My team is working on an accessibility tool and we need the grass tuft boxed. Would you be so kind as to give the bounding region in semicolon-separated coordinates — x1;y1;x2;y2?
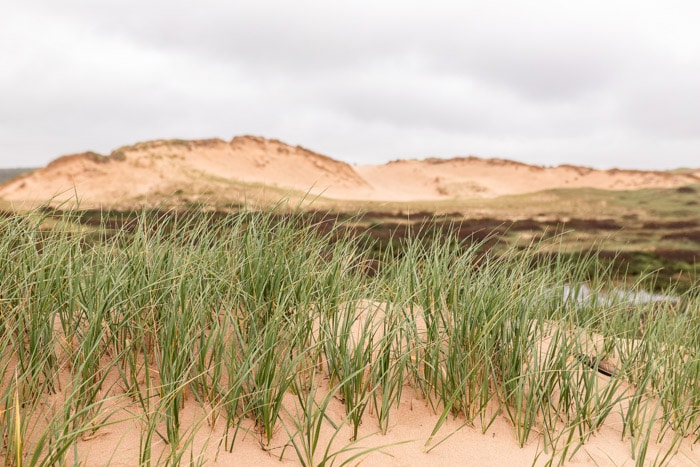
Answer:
0;207;697;465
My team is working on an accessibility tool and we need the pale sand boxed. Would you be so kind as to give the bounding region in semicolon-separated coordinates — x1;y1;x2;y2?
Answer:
59;305;699;466
0;136;697;206
71;380;699;466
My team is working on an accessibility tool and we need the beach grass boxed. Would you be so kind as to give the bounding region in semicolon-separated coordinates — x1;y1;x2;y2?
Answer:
0;207;698;465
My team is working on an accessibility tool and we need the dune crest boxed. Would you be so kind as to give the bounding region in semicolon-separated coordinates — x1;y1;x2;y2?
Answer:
1;136;698;206
355;156;700;201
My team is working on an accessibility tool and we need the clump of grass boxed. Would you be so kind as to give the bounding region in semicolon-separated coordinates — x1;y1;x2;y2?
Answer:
0;207;698;465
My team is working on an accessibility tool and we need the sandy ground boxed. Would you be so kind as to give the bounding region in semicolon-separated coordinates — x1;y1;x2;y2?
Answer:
1;136;698;207
37;305;699;466
71;381;699;466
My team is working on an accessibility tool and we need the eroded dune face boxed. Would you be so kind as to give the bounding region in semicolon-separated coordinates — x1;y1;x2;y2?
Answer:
1;135;698;207
0;136;372;207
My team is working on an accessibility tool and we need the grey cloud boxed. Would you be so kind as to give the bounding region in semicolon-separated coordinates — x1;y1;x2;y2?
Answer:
309;65;618;141
25;1;404;71
12;1;668;104
619;68;700;138
3;1;700;169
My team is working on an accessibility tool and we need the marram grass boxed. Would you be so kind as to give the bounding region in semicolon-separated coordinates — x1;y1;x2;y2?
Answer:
0;208;697;466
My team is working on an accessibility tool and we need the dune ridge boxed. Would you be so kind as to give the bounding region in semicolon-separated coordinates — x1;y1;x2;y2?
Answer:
1;135;698;206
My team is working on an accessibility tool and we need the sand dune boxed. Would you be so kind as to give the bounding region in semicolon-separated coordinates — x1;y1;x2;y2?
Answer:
356;157;700;201
0;136;370;207
1;136;698;207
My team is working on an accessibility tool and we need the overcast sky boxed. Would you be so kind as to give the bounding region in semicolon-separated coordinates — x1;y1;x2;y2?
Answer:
2;1;699;170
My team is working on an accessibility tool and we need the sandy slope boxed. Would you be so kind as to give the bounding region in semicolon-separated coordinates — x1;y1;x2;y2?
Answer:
356;158;700;201
0;136;698;206
0;136;371;207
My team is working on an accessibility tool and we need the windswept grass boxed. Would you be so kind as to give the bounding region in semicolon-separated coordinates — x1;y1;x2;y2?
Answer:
0;208;698;465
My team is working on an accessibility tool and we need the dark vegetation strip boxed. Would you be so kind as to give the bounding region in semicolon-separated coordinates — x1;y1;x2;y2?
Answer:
31;207;699;292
